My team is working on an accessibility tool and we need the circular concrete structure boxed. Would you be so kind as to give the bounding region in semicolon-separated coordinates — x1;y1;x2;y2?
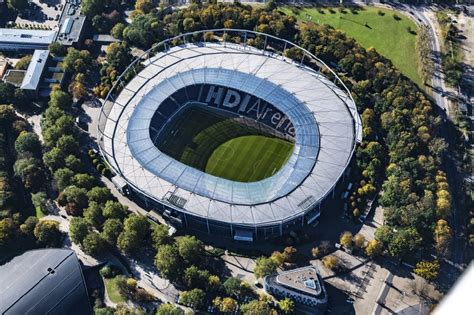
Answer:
98;30;361;240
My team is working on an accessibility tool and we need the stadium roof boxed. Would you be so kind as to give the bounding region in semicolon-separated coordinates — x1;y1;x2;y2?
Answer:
0;249;92;315
20;49;49;90
100;42;361;226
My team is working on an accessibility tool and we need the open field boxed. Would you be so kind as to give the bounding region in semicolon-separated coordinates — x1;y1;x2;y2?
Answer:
280;6;421;86
206;135;293;182
104;277;126;304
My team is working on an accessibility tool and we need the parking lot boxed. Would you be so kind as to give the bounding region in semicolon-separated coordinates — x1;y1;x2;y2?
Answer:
14;0;64;29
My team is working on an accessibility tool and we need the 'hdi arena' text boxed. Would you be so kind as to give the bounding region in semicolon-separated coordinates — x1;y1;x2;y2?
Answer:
201;85;295;137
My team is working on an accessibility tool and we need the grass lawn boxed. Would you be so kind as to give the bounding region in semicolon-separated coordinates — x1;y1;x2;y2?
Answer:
35;206;46;219
104;277;126;304
205;135;294;182
280;6;422;86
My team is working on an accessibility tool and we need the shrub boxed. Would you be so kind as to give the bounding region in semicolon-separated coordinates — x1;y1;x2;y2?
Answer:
322;255;339;270
96;164;105;172
377;10;385;16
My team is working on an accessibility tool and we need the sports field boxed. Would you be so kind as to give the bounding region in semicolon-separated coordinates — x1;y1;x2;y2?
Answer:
280;6;421;86
206;135;294;182
154;106;294;182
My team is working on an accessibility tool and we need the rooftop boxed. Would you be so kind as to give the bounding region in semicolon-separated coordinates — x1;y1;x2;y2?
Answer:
0;249;92;315
56;2;86;45
276;266;323;296
20;49;49;90
0;28;57;45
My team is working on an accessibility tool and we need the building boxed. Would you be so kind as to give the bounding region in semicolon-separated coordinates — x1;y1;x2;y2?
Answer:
264;266;328;313
0;57;9;79
98;29;362;241
0;249;93;315
20;49;49;97
0;28;57;52
56;1;86;47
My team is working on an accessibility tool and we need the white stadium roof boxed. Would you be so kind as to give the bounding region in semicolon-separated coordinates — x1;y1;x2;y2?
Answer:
99;42;361;226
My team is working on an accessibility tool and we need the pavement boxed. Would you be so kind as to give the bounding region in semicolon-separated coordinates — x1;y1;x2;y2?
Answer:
15;0;64;29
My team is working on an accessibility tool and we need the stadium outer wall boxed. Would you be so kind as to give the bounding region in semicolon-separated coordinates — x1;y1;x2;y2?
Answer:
97;29;362;242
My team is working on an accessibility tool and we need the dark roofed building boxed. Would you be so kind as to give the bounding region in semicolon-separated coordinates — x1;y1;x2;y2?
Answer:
0;249;93;315
264;266;328;314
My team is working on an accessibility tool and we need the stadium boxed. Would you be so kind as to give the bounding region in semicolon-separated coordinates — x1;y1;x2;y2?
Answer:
98;29;362;241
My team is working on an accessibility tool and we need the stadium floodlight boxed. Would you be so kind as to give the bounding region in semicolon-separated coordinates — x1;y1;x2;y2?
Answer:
97;29;362;241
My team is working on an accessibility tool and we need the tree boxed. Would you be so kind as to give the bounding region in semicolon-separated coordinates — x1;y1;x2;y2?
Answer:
106;42;133;72
6;0;28;11
20;216;38;236
241;299;276;315
111;23;126;39
0;218;17;248
15;56;32;70
60;186;89;216
213;297;238;313
13;157;44;192
81;0;103;19
434;219;452;257
64;155;83;172
414;260;440;281
117;214;150;254
135;0;153;13
62;48;92;74
387;228;422;258
270;251;285;266
365;239;383;257
353;233;366;249
34;220;62;247
101;218;123;246
87;187;113;204
31;191;47;214
15;132;41;157
151;224;171;249
0;83;15;104
223;277;251;299
103;200;128;219
0;104;15;124
49;42;67;56
56;135;79;156
83;202;104;229
156;304;184;315
176;235;203;264
179;288;206;310
155;244;183;282
43;147;65;171
322;255;339;270
49;90;73;110
54;168;74;191
69;217;90;244
282;246;297;263
254;256;278;279
72;174;95;190
311;247;320;258
278;297;295;314
340;231;353;249
69;80;87;100
82;232;107;256
183;265;210;289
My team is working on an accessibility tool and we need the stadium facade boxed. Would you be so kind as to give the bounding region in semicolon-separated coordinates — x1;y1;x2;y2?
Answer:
98;29;362;241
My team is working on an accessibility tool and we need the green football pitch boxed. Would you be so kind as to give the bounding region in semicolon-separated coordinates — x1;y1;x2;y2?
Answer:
205;135;294;182
155;106;294;183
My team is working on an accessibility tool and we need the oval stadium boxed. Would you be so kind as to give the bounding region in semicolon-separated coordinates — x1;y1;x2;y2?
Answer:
98;29;362;241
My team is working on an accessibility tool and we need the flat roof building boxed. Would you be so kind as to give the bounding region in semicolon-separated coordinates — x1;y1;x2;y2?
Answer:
0;29;57;52
56;2;86;46
0;249;93;315
264;266;328;313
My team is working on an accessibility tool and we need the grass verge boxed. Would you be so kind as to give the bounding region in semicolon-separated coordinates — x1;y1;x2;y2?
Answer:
104;277;126;304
